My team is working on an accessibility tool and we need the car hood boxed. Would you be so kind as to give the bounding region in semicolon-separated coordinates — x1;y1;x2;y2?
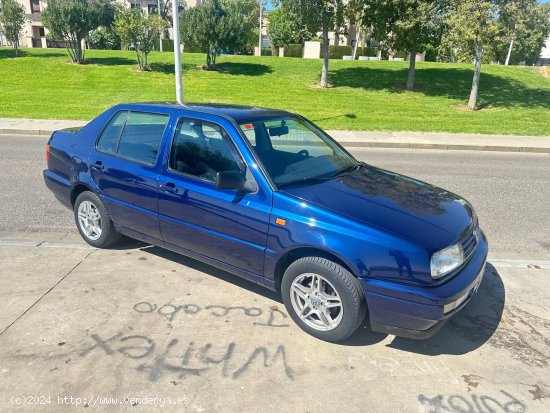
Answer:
280;164;475;251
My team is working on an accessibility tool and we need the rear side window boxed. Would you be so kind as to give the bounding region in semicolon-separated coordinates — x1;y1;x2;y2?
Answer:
117;112;169;165
97;111;169;165
97;111;128;154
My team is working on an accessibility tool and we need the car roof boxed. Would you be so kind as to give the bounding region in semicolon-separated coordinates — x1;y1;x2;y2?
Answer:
118;102;293;123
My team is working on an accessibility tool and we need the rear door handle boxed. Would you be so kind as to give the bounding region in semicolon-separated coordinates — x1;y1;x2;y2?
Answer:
159;182;178;194
91;161;104;171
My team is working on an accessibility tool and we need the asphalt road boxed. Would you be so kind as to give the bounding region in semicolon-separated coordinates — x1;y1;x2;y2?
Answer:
1;134;549;254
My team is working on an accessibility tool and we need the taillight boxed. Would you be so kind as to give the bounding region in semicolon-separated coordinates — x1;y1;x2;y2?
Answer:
46;144;50;161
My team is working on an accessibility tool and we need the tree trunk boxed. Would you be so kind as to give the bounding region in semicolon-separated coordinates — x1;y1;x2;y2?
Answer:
505;39;514;66
320;11;329;88
468;42;483;110
135;48;142;69
406;46;417;91
14;40;19;56
352;26;360;61
76;36;83;64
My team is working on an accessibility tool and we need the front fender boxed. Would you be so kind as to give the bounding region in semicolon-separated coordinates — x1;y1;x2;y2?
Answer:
264;192;430;286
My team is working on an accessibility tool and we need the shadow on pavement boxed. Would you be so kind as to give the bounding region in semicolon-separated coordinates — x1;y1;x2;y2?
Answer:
111;239;503;353
138;244;283;304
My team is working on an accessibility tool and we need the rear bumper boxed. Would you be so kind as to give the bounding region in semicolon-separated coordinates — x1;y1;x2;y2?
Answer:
360;230;488;339
43;169;72;209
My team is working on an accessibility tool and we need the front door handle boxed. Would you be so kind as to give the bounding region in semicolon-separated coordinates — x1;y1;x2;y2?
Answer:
91;161;104;171
159;182;178;194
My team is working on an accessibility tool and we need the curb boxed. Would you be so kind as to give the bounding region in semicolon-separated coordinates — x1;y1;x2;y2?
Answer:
0;129;57;137
339;141;550;153
2;128;550;154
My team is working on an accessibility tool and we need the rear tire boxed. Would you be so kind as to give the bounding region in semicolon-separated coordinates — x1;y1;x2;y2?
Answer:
74;191;120;248
281;257;366;342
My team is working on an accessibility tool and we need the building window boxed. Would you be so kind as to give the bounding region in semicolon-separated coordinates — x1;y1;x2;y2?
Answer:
148;4;158;14
39;27;45;37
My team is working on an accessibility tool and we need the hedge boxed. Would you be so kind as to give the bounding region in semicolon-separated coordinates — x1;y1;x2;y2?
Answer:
154;38;175;52
284;44;303;58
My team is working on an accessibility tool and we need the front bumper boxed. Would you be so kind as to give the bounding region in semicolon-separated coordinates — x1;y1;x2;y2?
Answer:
360;230;488;339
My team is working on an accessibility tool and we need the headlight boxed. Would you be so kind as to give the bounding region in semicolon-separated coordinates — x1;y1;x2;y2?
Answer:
431;244;464;279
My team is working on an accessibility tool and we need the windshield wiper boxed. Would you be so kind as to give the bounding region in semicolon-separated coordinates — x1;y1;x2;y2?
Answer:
332;162;362;177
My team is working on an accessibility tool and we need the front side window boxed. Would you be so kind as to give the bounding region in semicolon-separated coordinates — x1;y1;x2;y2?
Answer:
169;119;242;182
238;116;357;187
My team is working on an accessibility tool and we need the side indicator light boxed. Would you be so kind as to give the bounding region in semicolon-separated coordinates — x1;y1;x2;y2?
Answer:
275;218;286;226
46;144;51;161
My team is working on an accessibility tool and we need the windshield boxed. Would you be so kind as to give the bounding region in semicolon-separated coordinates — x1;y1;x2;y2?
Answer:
238;116;358;187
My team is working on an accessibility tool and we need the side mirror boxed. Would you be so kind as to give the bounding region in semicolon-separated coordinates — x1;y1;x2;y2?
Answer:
215;170;245;190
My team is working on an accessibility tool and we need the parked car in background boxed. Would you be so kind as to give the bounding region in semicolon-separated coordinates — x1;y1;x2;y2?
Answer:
44;103;488;342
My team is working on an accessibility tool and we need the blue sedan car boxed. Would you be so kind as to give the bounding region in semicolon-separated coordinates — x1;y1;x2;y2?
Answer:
44;103;488;342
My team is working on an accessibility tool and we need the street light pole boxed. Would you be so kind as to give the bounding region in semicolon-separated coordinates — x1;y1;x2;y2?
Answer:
258;0;262;56
158;0;163;52
172;0;184;104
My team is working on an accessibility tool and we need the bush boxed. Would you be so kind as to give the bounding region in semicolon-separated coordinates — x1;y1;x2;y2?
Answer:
261;48;272;56
320;45;353;59
90;27;120;50
424;44;438;62
359;46;378;57
393;51;408;59
183;43;204;53
284;43;303;58
154;38;174;52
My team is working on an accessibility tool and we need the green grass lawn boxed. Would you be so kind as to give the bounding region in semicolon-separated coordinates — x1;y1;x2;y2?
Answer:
1;47;549;135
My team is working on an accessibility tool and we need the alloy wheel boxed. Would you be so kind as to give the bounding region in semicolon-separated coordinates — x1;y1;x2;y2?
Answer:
290;273;343;331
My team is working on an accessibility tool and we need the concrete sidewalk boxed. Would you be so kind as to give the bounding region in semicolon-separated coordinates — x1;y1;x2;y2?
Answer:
1;231;549;412
2;117;550;153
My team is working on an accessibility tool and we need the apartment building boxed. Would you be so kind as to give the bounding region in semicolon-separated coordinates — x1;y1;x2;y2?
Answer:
10;0;48;48
10;0;191;49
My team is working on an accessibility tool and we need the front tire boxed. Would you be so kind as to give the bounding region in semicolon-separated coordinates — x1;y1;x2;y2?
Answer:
281;257;366;342
74;191;120;248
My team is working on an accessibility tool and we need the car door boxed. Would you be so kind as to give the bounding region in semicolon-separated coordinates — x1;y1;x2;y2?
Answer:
157;116;271;278
90;110;170;241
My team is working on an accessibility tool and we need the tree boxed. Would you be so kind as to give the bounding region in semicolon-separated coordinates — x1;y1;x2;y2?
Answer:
180;0;255;69
358;0;446;91
267;6;314;52
180;0;226;69
0;0;25;56
288;0;346;88
88;0;121;50
114;8;166;70
445;0;499;109
220;0;258;54
42;0;103;64
493;0;550;66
